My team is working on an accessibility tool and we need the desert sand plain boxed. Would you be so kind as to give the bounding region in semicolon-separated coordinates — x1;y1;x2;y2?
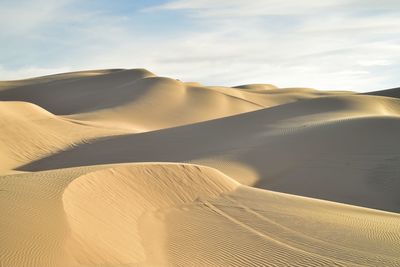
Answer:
0;69;399;266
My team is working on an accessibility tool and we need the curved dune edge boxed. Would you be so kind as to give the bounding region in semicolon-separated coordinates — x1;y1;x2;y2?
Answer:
62;163;239;266
1;163;400;267
0;163;239;267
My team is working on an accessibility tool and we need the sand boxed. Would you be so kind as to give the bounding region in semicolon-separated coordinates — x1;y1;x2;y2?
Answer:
0;69;399;266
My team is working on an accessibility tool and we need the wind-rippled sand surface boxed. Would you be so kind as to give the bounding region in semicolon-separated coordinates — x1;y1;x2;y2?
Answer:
1;69;399;266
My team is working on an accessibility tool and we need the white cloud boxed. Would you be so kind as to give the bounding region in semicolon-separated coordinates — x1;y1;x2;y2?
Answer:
1;0;399;92
143;0;400;91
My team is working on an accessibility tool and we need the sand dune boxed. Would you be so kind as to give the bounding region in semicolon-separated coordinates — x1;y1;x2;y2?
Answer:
365;87;400;99
0;69;154;114
1;163;399;266
0;69;351;132
1;69;400;266
21;93;400;212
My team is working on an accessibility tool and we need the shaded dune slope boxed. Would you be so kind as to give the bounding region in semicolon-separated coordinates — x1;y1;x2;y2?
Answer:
365;87;400;99
22;94;400;212
1;163;399;267
0;69;155;115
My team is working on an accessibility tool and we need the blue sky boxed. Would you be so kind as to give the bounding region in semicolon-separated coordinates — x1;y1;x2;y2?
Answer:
1;0;399;91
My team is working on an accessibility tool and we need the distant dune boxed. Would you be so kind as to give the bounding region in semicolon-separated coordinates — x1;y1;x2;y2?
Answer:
364;87;400;99
0;69;399;266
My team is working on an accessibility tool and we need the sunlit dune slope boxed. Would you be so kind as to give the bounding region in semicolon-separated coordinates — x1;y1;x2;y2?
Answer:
0;163;399;267
0;101;125;173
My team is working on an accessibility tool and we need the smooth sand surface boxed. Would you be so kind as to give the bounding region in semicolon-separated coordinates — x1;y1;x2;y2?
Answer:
1;69;400;266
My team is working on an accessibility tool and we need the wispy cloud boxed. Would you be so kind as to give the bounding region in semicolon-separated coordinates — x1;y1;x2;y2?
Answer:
0;0;73;35
152;0;343;16
0;0;399;91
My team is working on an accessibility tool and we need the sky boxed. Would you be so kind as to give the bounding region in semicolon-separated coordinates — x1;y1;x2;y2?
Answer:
0;0;399;91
